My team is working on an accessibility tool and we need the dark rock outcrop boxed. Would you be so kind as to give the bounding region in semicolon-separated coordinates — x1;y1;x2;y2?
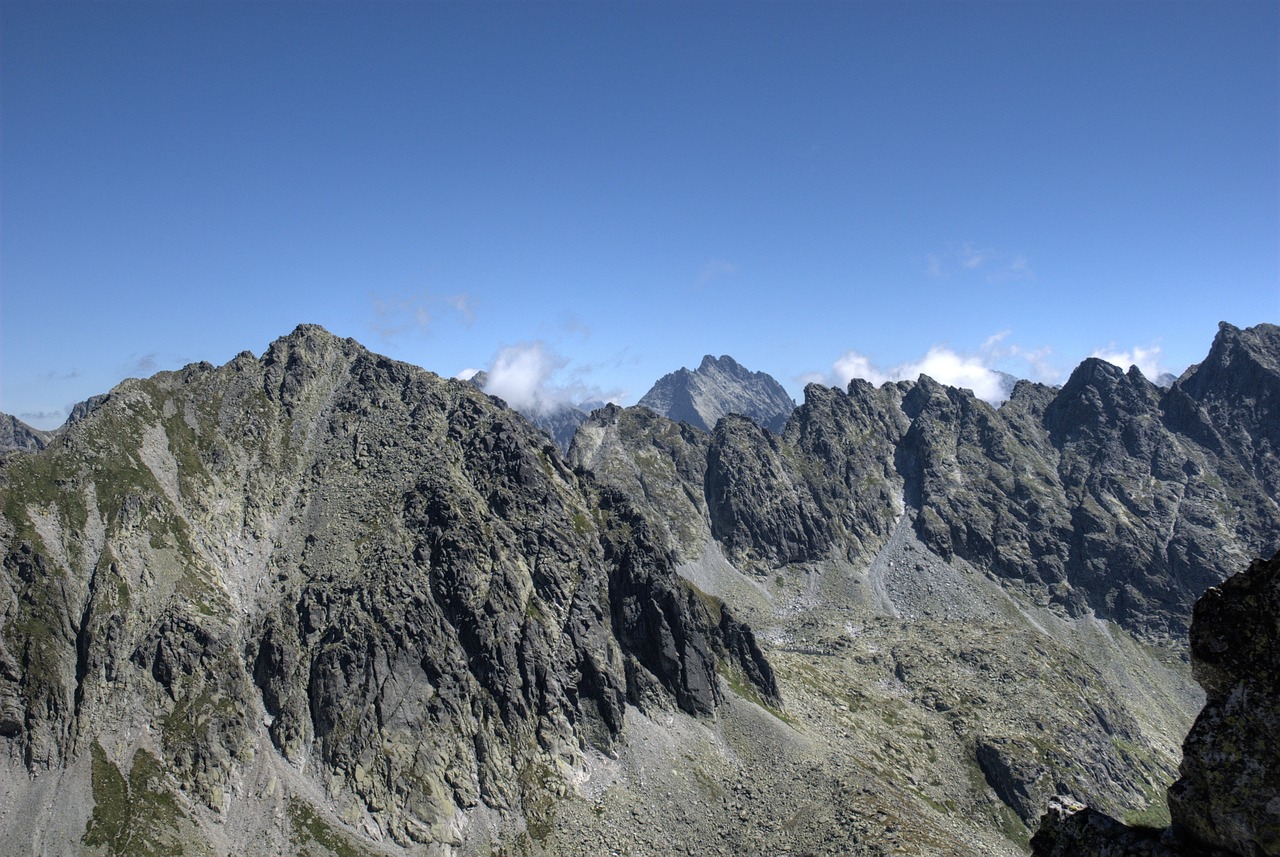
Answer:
0;413;53;452
1032;549;1280;856
1168;549;1280;854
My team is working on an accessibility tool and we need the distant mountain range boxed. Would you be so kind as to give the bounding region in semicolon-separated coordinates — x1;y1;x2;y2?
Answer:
0;321;1276;855
465;352;798;453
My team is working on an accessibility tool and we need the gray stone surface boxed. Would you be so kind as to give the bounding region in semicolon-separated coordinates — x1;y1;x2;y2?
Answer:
637;354;796;433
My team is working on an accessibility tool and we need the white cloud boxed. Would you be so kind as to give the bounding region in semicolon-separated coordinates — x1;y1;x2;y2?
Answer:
479;342;625;417
696;259;739;288
1091;344;1164;379
482;341;565;415
454;367;480;381
833;351;891;387
827;332;1063;405
834;347;1007;403
913;347;1007;402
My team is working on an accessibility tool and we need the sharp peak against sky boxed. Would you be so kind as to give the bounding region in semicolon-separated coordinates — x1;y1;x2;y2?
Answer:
2;1;1276;429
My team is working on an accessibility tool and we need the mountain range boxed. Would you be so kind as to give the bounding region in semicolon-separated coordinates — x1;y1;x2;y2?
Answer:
0;321;1276;855
463;353;798;455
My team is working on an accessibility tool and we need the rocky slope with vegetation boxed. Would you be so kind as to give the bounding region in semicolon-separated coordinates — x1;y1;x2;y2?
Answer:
0;326;775;855
0;321;1276;855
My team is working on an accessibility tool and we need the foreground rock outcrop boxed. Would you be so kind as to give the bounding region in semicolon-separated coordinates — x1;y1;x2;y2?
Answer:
1033;549;1280;856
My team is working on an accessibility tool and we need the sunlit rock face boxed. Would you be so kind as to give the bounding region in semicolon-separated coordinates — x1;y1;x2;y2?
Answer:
0;325;775;854
638;354;797;434
2;321;1278;856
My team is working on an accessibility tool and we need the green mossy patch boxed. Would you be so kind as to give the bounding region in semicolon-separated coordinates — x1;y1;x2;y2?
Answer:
286;798;364;857
83;742;197;856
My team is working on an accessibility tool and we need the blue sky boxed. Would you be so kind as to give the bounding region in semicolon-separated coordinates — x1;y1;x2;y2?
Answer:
3;1;1277;428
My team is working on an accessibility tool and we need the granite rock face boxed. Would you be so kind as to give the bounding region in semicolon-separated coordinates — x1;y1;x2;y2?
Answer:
637;354;796;433
569;403;713;562
570;322;1279;843
3;320;1278;855
588;324;1280;641
0;325;775;854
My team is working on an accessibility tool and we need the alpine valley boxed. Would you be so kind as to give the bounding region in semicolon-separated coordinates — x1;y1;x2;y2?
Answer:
1;321;1277;856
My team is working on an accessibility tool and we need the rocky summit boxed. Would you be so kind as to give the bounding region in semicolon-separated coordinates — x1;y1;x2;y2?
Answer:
0;321;1277;856
0;327;774;855
637;354;797;434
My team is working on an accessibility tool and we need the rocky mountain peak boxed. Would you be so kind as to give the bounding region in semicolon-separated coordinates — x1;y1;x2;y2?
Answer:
1172;321;1280;498
638;354;796;433
0;333;780;852
696;354;740;373
1174;321;1280;412
1043;356;1161;445
0;413;52;453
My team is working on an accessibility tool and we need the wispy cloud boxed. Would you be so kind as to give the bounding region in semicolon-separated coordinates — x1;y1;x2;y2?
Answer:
959;242;991;270
557;312;591;341
1091;343;1165;379
38;369;81;382
981;329;1060;383
696;259;739;288
444;292;475;325
928;241;1033;283
372;289;475;339
19;408;68;423
127;353;159;375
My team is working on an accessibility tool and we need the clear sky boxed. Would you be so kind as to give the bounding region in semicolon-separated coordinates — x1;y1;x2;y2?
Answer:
3;1;1277;428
